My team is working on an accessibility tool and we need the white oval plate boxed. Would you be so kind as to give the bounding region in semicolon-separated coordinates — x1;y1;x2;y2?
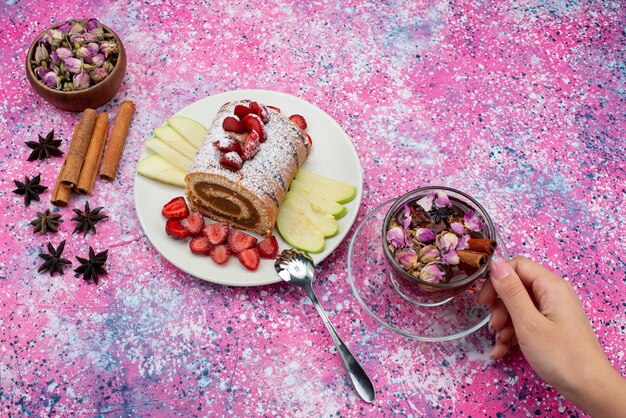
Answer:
134;89;363;286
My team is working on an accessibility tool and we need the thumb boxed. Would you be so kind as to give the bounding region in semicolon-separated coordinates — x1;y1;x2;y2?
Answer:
490;257;540;323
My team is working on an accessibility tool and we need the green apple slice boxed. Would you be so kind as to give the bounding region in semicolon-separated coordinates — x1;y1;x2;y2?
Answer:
145;137;193;171
294;169;356;204
289;179;346;219
277;197;325;253
137;155;186;187
153;126;198;159
167;116;207;149
285;193;338;237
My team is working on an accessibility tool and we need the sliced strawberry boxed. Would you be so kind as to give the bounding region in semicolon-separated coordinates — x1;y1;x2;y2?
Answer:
210;244;231;264
242;114;267;142
166;218;190;239
219;151;243;171
162;196;190;219
203;222;230;245
228;229;258;253
241;131;260;161
189;236;212;255
288;114;307;130
222;116;244;133
304;132;312;146
237;247;260;271
267;105;281;113
213;137;243;154
257;236;279;259
181;211;204;235
234;104;253;119
250;101;270;123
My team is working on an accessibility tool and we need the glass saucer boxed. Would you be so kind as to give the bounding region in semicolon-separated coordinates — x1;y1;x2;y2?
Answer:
347;199;509;341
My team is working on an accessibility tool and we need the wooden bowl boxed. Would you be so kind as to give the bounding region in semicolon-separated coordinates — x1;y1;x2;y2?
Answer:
25;23;126;112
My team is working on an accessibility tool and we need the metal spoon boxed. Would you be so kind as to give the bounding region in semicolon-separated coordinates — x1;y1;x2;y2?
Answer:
275;249;376;403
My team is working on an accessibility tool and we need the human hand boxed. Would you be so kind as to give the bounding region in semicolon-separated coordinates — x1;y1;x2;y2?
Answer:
477;256;626;416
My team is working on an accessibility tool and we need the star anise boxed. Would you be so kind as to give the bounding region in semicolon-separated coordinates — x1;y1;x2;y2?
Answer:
71;202;108;235
38;240;72;276
30;209;62;234
13;173;48;207
75;247;108;285
25;130;63;161
428;205;457;227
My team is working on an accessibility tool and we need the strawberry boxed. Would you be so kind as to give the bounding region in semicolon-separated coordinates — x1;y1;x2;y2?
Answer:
228;229;258;253
234;104;253;119
219;151;243;171
162;196;190;219
203;222;230;245
304;132;312;146
213;137;243;154
237;247;260;271
241;131;260;161
267;105;281;113
288;114;307;130
165;218;190;239
189;236;212;255
210;244;231;264
181;211;204;235
257;236;279;259
242;114;267;142
250;101;270;123
222;116;244;133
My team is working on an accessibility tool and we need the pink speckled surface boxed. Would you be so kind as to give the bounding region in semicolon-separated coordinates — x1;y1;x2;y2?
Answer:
2;1;625;416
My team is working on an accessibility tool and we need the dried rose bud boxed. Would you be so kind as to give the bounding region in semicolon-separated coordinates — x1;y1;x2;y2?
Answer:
64;57;83;74
34;44;49;63
441;250;460;265
90;66;109;82
395;248;418;269
86;42;100;55
70;33;85;47
419;264;445;283
456;234;470;250
402;203;412;229
48;28;64;46
55;47;73;60
386;226;407;249
36;66;47;79
434;191;451;207
103;61;114;72
418;244;439;263
464;210;484;232
99;41;118;58
68;22;84;35
90;26;105;40
436;232;458;252
85;18;100;31
73;71;91;90
82;32;98;43
49;50;61;65
42;71;60;88
75;45;93;60
415;228;436;243
57;20;72;33
450;222;465;235
90;53;105;67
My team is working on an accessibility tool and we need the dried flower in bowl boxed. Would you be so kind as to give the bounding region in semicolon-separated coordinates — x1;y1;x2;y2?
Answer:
30;19;120;92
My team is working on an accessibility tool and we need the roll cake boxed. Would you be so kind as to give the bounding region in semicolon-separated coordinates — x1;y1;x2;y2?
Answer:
185;100;311;236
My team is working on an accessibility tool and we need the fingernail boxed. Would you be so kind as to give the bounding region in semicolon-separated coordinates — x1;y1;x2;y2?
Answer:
487;320;495;333
490;257;510;281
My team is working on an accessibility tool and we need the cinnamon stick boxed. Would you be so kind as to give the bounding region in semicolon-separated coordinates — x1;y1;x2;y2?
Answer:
51;122;82;206
457;250;487;268
467;238;497;254
60;109;97;188
100;100;136;180
76;112;109;194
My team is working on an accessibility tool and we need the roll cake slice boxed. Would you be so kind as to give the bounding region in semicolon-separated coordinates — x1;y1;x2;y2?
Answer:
185;100;311;236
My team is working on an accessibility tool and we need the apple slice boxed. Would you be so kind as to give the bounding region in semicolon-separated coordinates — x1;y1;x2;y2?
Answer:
153;126;198;159
137;155;186;187
294;169;356;204
284;193;338;237
167;116;207;149
145;138;193;171
289;179;346;219
277;198;325;253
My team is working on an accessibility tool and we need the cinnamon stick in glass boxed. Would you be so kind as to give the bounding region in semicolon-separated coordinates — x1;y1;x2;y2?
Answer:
457;250;487;268
59;109;97;188
467;238;497;254
76;112;109;194
100;100;136;180
51;121;82;206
